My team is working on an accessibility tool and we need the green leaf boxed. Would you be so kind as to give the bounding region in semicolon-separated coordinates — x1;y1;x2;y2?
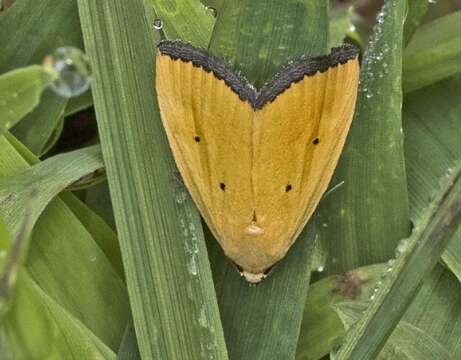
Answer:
318;0;410;274
329;6;353;48
0;205;36;314
403;11;461;93
61;191;124;278
333;302;452;360
404;77;461;282
205;1;327;359
11;90;66;155
403;265;461;357
3;270;116;360
333;165;461;359
0;0;84;155
333;302;369;331
4;130;124;277
64;89;93;116
0;135;129;354
77;1;228;359
297;263;461;360
117;321;141;360
84;181;117;230
0;145;104;238
0;66;55;135
403;0;429;45
0;0;83;72
149;0;214;47
0;212;9;253
296;264;387;360
200;0;223;11
209;0;328;88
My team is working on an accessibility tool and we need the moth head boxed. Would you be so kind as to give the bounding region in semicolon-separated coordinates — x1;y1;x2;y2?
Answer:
241;271;266;284
235;263;275;284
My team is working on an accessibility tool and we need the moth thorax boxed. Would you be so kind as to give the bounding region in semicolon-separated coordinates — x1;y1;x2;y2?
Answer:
245;222;264;236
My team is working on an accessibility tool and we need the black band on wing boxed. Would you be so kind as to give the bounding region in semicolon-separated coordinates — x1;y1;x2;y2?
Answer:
157;40;359;110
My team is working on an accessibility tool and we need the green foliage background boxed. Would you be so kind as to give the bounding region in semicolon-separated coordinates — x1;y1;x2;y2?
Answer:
0;0;461;359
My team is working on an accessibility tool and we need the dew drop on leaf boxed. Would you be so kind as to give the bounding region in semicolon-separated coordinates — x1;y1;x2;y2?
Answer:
316;265;325;273
43;47;91;98
153;18;163;30
386;258;395;272
395;238;409;256
175;190;188;204
206;6;217;18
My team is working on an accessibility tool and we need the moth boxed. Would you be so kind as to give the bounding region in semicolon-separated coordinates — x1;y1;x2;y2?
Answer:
155;40;360;283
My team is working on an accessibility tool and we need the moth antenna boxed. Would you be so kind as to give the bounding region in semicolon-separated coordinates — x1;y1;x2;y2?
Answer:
323;180;345;199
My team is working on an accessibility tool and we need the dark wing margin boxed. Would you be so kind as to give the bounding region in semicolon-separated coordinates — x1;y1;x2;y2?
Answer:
157;40;359;110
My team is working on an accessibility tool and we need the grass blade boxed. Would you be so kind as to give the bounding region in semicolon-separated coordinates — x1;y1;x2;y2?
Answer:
333;301;452;360
296;264;387;360
76;1;228;358
3;270;116;359
117;321;141;360
0;0;83;72
0;66;55;134
329;6;353;48
318;0;410;274
403;11;461;93
209;0;327;88
334;165;461;360
149;0;214;46
60;192;124;277
0;135;129;354
4;131;123;276
0;0;84;155
404;77;461;281
403;0;429;45
403;265;461;357
11;91;66;155
206;1;327;358
0;145;103;236
297;262;461;360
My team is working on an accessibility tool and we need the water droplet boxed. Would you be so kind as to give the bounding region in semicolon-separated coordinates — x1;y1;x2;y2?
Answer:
43;47;91;98
188;256;198;275
386;258;395;272
89;256;97;262
198;307;208;328
316;265;325;272
175;191;187;204
322;222;328;228
366;92;373;99
370;294;376;300
428;0;437;4
395;238;409;256
348;24;356;33
153;18;163;30
206;6;217;17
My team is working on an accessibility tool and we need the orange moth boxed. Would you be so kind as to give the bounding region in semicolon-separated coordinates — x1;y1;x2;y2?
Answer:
155;40;360;283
